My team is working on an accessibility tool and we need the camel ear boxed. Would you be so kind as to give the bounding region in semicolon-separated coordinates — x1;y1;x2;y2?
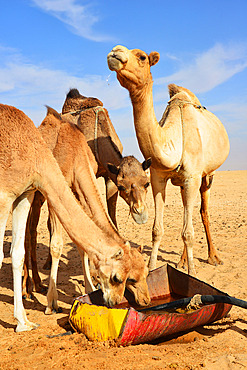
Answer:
111;248;124;260
137;245;143;253
108;163;119;175
124;241;131;252
137;246;150;265
142;157;152;171
149;52;160;66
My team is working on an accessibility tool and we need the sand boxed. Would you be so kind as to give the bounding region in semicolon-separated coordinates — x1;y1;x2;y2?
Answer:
0;170;246;369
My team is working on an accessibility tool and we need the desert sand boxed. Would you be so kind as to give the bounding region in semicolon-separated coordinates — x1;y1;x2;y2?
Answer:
0;170;246;369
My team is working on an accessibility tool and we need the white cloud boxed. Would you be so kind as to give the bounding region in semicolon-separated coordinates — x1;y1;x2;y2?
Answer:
206;102;247;149
155;43;247;96
0;47;129;125
31;0;114;42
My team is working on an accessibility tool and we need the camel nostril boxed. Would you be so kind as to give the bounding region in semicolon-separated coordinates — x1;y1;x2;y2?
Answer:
132;204;144;215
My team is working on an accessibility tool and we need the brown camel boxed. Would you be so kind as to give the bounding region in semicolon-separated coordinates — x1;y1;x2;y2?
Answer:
61;88;151;227
23;107;150;311
107;45;230;275
0;103;145;332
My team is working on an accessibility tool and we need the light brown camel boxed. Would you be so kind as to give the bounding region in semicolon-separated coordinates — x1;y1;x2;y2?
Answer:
107;45;230;275
61;88;151;227
23;107;150;311
0;103;144;332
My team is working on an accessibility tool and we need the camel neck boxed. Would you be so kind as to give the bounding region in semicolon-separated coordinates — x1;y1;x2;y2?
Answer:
35;152;123;263
130;82;159;160
129;82;182;171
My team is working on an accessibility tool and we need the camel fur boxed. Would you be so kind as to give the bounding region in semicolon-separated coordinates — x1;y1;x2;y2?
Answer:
61;88;151;226
23;107;150;310
107;45;230;275
0;103;144;332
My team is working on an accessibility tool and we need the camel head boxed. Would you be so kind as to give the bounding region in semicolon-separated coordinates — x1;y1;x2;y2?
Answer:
107;45;160;94
108;156;152;224
94;241;131;307
91;244;150;307
126;246;150;306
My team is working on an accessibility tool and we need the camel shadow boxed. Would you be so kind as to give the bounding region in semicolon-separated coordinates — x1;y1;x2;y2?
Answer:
197;257;210;264
0;318;15;330
144;245;180;266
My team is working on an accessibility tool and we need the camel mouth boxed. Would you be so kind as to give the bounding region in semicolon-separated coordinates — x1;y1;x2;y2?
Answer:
107;50;127;71
107;54;123;71
131;209;148;225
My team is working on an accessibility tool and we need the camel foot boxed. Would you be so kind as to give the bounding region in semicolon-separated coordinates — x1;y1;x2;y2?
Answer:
16;321;40;333
177;259;187;271
208;256;223;266
187;268;197;277
22;292;34;300
34;283;47;294
45;306;63;315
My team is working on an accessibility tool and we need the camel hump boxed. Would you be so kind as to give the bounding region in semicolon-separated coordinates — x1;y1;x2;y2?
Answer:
45;106;62;121
168;84;201;106
62;88;103;114
66;88;84;99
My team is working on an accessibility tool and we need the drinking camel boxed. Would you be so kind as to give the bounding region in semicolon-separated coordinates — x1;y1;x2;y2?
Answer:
23;107;150;311
0;103;148;332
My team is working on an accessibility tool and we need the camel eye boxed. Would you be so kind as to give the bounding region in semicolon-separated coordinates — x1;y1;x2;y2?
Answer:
140;55;146;61
112;275;123;284
127;278;137;284
144;182;150;188
118;185;126;191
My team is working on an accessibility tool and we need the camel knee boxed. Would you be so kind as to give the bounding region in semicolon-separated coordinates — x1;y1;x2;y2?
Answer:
181;228;194;245
11;248;25;270
50;239;63;260
152;224;164;243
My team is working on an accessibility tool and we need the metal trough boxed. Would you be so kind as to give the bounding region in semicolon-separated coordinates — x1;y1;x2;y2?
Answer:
69;264;232;346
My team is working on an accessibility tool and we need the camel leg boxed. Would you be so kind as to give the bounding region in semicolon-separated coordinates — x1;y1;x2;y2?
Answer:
11;192;39;332
177;177;201;276
105;178;118;228
23;216;32;298
150;169;167;270
77;248;96;294
45;208;64;315
23;191;46;297
0;195;12;269
43;216;52;270
200;175;223;266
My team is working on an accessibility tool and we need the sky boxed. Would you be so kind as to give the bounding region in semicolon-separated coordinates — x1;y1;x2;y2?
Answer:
0;0;247;170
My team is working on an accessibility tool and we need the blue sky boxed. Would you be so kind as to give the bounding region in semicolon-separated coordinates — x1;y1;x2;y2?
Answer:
0;0;246;170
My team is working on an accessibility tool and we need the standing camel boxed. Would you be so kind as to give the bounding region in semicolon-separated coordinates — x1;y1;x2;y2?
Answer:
61;88;151;227
107;45;230;275
0;103;142;332
23;107;150;311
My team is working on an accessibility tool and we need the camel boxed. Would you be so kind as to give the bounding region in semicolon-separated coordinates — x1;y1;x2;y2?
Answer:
61;88;151;227
23;107;150;311
107;45;230;275
0;103;147;332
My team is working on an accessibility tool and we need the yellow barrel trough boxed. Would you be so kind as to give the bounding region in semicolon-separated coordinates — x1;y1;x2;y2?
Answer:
69;264;232;346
